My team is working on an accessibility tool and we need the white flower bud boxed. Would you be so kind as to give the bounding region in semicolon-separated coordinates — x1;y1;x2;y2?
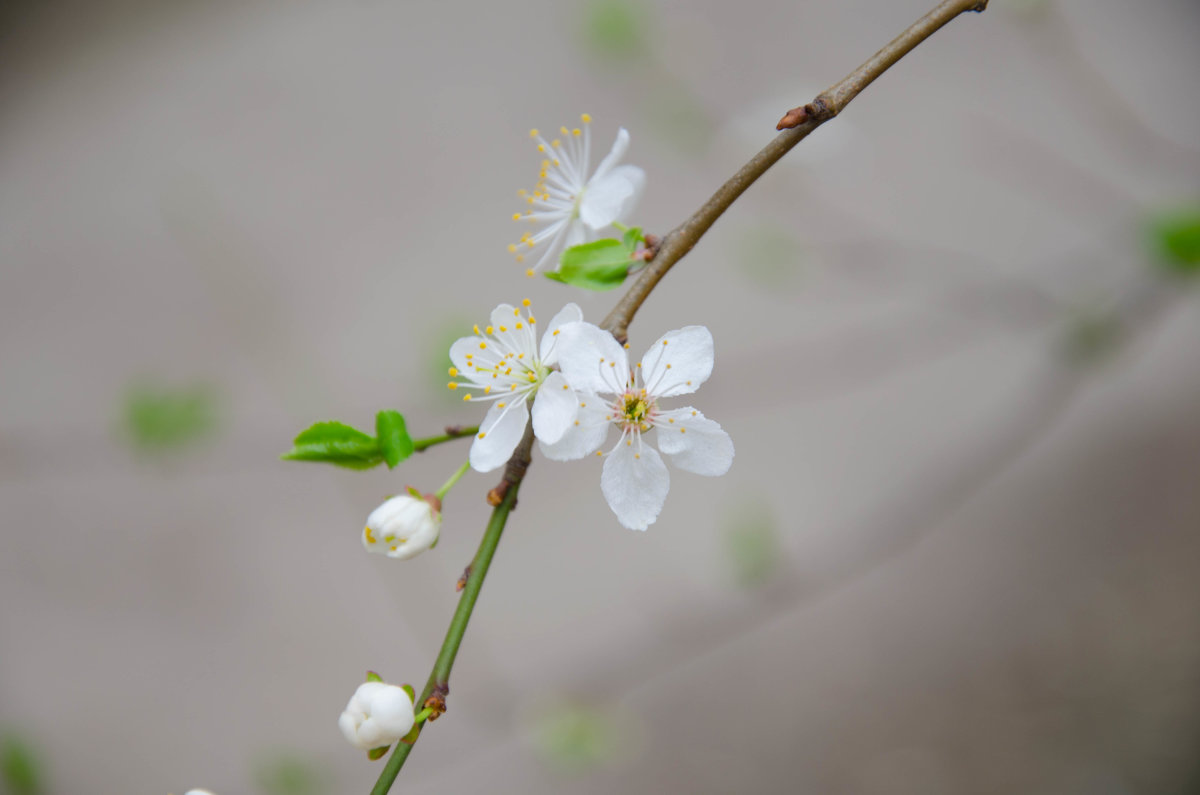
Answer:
362;494;441;560
338;681;416;751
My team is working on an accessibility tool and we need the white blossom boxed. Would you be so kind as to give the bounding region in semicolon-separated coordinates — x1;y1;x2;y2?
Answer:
509;115;646;275
448;300;585;472
338;681;415;751
549;322;734;530
362;494;440;560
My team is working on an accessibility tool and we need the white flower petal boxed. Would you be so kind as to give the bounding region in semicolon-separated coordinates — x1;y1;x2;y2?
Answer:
538;397;611;461
469;399;530;472
601;438;670;531
530;371;578;444
608;164;646;225
579;171;635;229
339;681;415;751
556;321;629;395
539;302;584;365
640;325;714;398
655;408;734;476
590;127;630;183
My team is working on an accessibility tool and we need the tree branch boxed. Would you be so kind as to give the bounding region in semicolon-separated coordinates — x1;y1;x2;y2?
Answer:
370;426;536;794
601;0;989;341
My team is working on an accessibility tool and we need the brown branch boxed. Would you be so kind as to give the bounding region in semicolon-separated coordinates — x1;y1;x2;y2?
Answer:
601;0;989;342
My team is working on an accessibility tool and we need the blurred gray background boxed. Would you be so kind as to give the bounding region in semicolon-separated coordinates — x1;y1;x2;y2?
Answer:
2;0;1199;793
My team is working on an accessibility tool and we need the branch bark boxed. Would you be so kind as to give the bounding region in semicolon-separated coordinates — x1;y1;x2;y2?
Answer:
601;0;989;342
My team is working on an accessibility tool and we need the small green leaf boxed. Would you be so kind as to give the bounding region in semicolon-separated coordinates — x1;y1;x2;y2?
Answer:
400;684;415;701
365;671;383;684
724;502;781;588
1148;205;1200;275
547;239;631;291
1;735;42;795
121;381;219;453
367;745;390;761
281;422;383;470
253;752;328;795
406;486;423;499
621;226;643;252
375;410;414;469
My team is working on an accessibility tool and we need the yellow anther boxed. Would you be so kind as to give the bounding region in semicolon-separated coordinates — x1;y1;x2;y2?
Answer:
479;342;487;349
522;298;531;307
692;410;698;416
687;380;692;386
528;373;536;381
516;255;526;263
512;213;521;221
581;113;592;123
518;188;527;196
486;325;494;334
530;129;539;138
552;329;559;336
465;353;473;359
526;197;535;205
389;545;398;552
553;159;560;167
484;385;492;394
572;128;581;137
574;420;580;426
383;534;395;543
635;453;641;459
526;268;535;277
627;439;632;446
662;340;669;345
599;357;605;363
515;322;523;329
668;418;674;423
498;402;506;409
528;316;536;324
562;384;569;390
448;367;458;376
595;450;603;456
517;353;524;358
542;159;551;168
510;384;518;391
505;368;512;375
364;526;376;544
680;428;687;433
507;244;517;254
636;362;642;368
499;325;507;332
463;394;472;401
560;126;569;135
624;342;630;349
551;139;560;148
666;363;672;369
478;432;486;439
580;402;587;407
537;144;546;152
447;382;458;390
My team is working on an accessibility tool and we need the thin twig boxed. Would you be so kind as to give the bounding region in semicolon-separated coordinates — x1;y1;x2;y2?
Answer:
601;0;989;342
370;426;535;794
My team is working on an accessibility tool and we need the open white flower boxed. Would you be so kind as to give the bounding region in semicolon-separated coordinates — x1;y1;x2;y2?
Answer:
449;300;585;472
338;681;415;751
548;322;734;530
509;114;646;276
362;493;441;560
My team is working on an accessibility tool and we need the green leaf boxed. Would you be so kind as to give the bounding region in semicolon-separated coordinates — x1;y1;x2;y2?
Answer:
547;239;631;291
724;501;781;588
121;381;219;453
581;0;647;60
281;422;383;470
400;684;415;701
1;735;42;795
253;752;328;795
367;746;390;761
365;671;383;684
621;226;643;252
375;410;414;469
1148;205;1200;275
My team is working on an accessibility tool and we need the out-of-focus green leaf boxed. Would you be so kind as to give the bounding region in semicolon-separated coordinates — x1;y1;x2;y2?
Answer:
1;735;42;795
374;411;414;469
732;224;806;292
546;239;630;291
531;703;623;771
1148;205;1200;275
581;0;647;60
621;226;644;251
281;422;382;470
725;502;781;588
122;382;218;452
253;752;328;795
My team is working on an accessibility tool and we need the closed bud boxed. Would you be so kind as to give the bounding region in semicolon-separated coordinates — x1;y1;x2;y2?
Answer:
338;681;416;752
362;494;442;560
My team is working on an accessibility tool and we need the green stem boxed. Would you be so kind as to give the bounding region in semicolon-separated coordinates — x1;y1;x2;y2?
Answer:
433;460;471;501
412;426;479;452
611;220;630;233
370;432;530;795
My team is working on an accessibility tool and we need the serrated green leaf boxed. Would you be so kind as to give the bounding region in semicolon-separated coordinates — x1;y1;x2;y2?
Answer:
548;239;631;291
281;422;383;470
375;410;414;469
621;226;643;252
1148;205;1200;275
